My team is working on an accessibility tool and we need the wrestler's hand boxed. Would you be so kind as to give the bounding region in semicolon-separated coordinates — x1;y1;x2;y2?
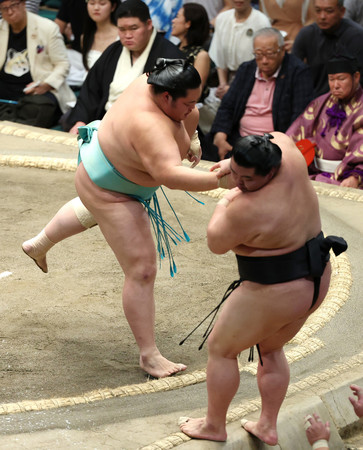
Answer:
209;159;233;188
69;121;86;135
223;187;240;203
304;413;330;447
210;158;231;175
187;149;201;168
187;130;202;168
349;384;363;418
340;175;359;189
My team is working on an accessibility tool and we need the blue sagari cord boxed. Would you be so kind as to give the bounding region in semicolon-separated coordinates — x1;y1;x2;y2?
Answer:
139;188;204;277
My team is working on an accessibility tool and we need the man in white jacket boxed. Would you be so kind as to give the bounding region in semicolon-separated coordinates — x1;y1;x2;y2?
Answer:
0;0;75;125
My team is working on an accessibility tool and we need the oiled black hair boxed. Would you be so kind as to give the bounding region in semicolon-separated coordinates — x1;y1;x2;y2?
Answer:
147;58;201;100
232;134;282;176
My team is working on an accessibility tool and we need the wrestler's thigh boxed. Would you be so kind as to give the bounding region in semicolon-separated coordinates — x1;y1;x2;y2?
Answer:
96;200;156;271
259;263;332;353
75;165;156;271
208;279;315;358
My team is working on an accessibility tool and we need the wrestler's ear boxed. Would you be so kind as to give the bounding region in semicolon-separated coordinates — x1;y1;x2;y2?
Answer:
268;167;277;180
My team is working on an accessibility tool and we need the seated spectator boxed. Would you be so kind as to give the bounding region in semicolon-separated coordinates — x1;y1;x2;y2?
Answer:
292;0;363;97
182;0;233;28
208;0;270;100
259;0;315;51
82;0;119;71
66;0;120;88
171;3;210;94
286;55;363;189
344;0;363;27
0;0;39;19
55;0;87;52
305;384;363;449
0;0;76;127
61;0;184;133
204;27;314;161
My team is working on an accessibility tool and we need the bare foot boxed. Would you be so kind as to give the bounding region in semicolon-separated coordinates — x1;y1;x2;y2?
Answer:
241;419;278;446
180;417;227;442
139;353;187;378
22;241;48;273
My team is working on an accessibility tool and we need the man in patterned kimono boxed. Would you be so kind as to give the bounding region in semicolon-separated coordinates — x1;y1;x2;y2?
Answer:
286;55;363;189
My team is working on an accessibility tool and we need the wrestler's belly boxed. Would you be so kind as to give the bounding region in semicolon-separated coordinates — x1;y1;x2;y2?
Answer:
75;163;138;205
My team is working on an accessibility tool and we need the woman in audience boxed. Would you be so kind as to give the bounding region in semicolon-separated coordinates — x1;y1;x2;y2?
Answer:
82;0;119;71
171;3;210;92
66;0;119;88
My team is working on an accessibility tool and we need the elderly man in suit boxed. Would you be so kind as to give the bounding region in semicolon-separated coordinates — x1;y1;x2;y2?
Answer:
0;0;75;125
205;27;314;161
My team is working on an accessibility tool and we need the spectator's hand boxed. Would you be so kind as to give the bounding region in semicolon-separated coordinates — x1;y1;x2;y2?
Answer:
217;140;232;160
69;121;86;135
24;81;52;95
216;84;229;100
284;39;294;52
340;176;359;189
304;413;330;447
213;132;232;160
349;384;363;418
33;82;53;95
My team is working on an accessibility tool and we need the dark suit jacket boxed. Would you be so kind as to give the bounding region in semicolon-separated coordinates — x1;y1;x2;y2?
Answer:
66;33;184;128
210;53;314;148
292;19;363;97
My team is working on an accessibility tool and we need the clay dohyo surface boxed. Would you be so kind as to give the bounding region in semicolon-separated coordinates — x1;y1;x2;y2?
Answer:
0;165;236;403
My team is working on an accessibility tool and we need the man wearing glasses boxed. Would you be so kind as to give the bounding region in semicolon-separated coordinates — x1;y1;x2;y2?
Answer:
0;0;76;125
205;27;314;161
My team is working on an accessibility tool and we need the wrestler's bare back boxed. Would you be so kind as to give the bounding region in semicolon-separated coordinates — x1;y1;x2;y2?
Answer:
97;74;196;188
209;132;323;258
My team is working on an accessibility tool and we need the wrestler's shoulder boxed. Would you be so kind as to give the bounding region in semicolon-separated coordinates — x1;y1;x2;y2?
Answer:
270;131;296;146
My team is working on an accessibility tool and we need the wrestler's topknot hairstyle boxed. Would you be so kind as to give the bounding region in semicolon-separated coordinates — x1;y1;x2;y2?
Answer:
232;134;282;176
147;58;201;100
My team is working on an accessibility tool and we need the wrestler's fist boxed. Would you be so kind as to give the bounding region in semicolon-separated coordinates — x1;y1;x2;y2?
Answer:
187;130;202;168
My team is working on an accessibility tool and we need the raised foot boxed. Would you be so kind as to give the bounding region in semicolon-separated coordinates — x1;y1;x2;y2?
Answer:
22;241;48;273
179;417;227;442
241;419;278;446
140;353;187;379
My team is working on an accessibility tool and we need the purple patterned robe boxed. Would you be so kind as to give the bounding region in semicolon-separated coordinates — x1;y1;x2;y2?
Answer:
286;86;363;188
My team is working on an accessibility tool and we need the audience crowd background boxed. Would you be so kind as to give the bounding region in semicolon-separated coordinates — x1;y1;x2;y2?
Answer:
0;0;362;167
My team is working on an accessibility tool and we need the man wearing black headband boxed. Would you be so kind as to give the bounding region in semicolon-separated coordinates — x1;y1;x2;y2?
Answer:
287;55;363;189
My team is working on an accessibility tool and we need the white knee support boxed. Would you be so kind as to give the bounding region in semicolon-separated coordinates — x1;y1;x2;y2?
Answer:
70;197;97;228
